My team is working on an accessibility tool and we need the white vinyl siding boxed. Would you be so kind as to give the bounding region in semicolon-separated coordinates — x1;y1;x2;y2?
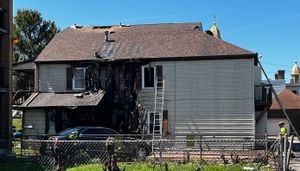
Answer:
254;66;261;85
39;64;69;92
138;59;256;138
23;109;46;136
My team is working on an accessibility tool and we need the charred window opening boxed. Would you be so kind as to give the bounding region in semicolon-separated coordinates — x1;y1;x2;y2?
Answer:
142;65;156;88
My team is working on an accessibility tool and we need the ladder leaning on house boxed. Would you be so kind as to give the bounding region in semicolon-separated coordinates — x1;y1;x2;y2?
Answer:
152;77;165;140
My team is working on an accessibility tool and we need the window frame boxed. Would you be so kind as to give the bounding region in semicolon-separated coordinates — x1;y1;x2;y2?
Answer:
72;67;86;90
141;65;156;89
147;112;154;134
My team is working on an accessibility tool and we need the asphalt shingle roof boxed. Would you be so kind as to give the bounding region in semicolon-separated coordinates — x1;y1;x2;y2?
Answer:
35;23;255;62
21;91;105;108
270;89;300;110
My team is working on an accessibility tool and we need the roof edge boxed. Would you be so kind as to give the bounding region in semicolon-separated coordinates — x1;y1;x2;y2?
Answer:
35;53;257;64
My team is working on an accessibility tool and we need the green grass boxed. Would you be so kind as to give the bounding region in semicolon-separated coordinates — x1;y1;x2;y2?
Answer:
12;118;22;131
0;162;43;171
67;163;272;171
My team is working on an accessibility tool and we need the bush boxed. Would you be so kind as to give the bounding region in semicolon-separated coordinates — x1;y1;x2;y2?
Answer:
67;162;271;171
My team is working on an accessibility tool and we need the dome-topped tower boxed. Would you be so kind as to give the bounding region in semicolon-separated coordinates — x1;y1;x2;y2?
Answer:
291;61;300;84
210;16;221;39
292;61;300;76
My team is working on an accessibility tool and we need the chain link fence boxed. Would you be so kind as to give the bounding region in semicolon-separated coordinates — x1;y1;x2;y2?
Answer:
9;136;281;171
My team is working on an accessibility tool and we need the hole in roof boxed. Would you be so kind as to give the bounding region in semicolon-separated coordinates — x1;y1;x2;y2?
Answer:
92;26;112;29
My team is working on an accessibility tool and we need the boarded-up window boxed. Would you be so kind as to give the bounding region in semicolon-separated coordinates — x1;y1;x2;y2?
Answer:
156;65;162;78
66;67;73;90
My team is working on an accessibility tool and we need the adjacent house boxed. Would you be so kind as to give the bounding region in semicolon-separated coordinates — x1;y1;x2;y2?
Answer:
267;89;300;135
266;63;300;136
17;22;271;139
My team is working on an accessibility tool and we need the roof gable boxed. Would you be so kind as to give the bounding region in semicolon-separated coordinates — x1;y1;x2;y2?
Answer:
35;23;255;62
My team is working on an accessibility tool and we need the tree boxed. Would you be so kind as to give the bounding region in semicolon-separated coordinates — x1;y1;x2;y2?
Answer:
13;9;59;63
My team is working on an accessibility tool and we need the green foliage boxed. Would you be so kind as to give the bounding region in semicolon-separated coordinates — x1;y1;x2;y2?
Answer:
13;118;22;131
67;163;272;171
186;134;195;147
13;9;59;63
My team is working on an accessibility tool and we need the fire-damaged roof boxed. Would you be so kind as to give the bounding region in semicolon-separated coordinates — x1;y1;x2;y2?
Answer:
20;91;105;108
270;89;300;110
35;23;255;63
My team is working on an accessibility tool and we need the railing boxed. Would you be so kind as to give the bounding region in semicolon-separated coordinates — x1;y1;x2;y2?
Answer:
255;84;272;111
12;90;33;105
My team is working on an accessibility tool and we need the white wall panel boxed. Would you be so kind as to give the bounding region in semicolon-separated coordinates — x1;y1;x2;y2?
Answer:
138;59;256;138
23;109;45;136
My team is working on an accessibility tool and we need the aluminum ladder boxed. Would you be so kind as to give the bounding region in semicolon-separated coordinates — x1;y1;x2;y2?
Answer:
152;77;165;140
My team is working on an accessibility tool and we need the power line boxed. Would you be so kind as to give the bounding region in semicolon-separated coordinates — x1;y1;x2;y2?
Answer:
260;61;292;68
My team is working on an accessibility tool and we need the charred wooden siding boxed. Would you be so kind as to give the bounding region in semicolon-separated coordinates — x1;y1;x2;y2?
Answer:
39;64;69;92
23;109;46;136
138;59;256;138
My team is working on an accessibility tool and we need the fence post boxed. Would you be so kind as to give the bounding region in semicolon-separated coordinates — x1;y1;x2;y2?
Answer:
20;137;23;159
283;135;287;171
287;135;294;171
264;130;268;153
279;134;283;171
159;139;163;171
199;134;203;162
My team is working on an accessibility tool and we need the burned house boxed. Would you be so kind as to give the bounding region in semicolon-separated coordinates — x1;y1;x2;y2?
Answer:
17;22;270;139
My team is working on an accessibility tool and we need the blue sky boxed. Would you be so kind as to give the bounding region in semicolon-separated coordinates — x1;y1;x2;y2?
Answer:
14;0;300;81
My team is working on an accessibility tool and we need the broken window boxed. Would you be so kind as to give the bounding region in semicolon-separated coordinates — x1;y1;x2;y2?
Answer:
73;67;86;90
142;65;156;88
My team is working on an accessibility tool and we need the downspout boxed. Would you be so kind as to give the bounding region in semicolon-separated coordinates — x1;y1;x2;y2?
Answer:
34;63;39;92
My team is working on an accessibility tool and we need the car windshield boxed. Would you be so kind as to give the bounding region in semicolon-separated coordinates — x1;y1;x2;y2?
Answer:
58;128;82;136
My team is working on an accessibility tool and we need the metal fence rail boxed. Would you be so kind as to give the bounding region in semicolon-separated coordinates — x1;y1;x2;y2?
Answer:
9;138;279;171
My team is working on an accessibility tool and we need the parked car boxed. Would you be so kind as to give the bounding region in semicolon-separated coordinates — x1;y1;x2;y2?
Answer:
40;127;151;162
13;130;23;139
291;142;300;158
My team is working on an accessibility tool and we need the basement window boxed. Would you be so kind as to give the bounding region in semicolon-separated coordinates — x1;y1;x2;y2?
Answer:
72;67;86;90
142;65;156;88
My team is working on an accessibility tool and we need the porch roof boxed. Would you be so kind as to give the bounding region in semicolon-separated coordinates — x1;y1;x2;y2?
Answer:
13;61;35;72
21;91;105;108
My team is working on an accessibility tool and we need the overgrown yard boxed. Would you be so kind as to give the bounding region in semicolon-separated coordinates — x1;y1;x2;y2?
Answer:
67;163;271;171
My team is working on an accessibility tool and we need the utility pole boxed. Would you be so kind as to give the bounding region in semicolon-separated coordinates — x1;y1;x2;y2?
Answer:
0;0;13;154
